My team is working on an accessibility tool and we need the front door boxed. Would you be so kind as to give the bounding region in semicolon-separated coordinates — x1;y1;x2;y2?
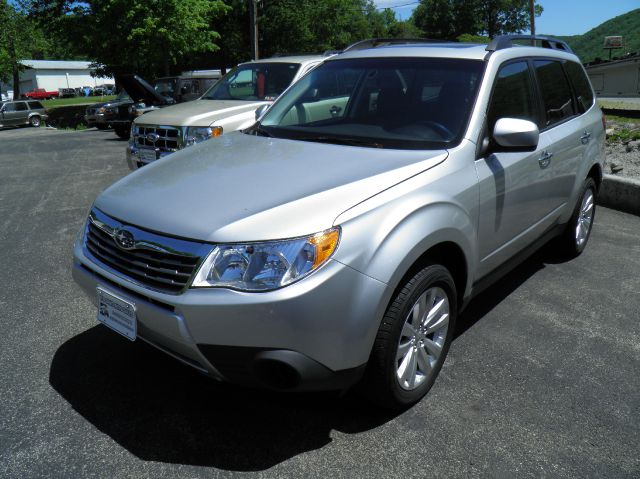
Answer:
475;60;556;278
1;102;22;126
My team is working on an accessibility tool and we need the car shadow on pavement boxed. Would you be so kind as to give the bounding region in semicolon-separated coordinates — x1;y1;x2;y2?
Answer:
454;242;567;338
50;242;569;471
49;326;400;471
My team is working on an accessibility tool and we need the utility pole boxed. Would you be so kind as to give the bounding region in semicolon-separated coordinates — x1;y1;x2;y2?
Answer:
529;0;536;45
249;0;259;60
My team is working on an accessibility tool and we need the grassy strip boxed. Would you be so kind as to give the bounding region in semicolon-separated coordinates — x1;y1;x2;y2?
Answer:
605;113;640;123
41;95;116;108
598;99;640;111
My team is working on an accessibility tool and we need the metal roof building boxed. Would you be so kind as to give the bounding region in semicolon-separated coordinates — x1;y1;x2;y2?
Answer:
584;54;640;98
15;59;114;94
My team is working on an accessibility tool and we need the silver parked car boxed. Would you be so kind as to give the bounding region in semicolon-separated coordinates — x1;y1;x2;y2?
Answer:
73;36;605;408
0;100;47;128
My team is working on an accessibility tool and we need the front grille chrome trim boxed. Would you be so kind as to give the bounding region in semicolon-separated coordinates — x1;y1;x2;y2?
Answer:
133;124;182;152
83;208;214;295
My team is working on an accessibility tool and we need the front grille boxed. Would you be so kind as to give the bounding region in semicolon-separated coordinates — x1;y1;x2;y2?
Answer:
117;104;130;120
84;210;209;294
134;125;181;152
86;108;96;115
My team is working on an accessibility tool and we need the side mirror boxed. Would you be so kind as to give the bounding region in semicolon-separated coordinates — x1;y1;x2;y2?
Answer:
255;104;269;121
493;118;539;150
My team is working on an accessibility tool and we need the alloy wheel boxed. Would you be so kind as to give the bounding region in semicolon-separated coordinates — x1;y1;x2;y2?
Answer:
396;286;449;390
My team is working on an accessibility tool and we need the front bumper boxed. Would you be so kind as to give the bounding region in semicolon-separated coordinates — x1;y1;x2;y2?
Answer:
126;143;177;170
72;239;388;391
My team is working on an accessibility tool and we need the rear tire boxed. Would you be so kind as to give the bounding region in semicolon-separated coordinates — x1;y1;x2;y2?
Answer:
29;115;41;127
361;264;457;409
559;177;596;258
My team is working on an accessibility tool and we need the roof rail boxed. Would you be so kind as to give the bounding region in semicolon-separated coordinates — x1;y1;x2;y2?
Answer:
342;38;450;53
486;35;573;53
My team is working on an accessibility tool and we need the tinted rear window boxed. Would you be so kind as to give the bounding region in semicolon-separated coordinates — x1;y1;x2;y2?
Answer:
534;60;576;127
564;61;594;113
15;102;28;111
28;101;44;109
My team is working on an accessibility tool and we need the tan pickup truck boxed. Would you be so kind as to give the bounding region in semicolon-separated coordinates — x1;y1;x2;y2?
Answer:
126;55;324;170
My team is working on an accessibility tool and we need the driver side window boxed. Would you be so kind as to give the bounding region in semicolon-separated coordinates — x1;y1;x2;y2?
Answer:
487;61;536;134
228;70;254;98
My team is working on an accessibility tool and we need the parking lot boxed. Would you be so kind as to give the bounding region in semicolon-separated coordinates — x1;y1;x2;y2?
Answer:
1;127;639;478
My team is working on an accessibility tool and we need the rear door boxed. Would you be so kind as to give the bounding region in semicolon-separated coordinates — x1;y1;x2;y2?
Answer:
475;60;555;278
530;59;583;213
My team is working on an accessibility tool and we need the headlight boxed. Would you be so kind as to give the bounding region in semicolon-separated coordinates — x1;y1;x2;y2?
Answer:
185;126;223;147
192;228;340;291
97;107;106;114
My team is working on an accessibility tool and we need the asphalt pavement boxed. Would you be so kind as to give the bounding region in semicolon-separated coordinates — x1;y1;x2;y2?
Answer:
1;127;639;478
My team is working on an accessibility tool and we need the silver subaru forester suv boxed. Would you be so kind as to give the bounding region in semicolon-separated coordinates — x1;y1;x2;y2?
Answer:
73;36;605;408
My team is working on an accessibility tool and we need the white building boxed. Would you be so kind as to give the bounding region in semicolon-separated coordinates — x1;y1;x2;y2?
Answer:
585;54;640;98
14;60;114;93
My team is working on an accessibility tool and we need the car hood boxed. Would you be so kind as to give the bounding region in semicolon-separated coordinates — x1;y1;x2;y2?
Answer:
95;133;447;242
117;74;171;105
88;99;132;109
133;99;268;127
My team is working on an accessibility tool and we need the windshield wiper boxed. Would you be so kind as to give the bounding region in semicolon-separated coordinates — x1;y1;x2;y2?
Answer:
246;123;273;137
295;136;384;148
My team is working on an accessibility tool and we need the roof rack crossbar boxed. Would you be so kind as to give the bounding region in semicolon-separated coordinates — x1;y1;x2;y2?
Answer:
342;38;451;53
485;35;573;53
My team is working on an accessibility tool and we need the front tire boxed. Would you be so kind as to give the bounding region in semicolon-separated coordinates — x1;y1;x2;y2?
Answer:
560;177;596;258
362;264;457;408
114;124;129;139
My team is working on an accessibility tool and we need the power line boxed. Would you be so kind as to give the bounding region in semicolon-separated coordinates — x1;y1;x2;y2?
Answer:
376;1;420;10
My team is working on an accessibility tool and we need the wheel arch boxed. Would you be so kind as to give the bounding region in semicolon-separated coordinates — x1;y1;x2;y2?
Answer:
389;241;469;312
587;162;603;192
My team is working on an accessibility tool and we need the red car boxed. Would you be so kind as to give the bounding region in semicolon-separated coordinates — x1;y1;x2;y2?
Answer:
22;88;59;100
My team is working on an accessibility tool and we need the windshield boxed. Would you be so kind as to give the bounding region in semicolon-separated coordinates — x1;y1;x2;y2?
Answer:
154;79;177;98
115;90;130;101
255;58;484;149
202;62;301;101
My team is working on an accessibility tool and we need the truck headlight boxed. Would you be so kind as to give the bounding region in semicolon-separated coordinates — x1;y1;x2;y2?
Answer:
191;228;340;291
185;126;223;147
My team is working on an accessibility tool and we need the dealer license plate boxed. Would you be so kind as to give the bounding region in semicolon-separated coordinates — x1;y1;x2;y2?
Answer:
138;148;157;163
97;288;137;341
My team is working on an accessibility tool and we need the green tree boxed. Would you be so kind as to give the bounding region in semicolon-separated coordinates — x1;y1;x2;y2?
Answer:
0;1;48;97
20;0;229;80
412;0;542;39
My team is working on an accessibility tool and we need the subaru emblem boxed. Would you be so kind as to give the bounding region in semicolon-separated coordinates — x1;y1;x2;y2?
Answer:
113;229;135;250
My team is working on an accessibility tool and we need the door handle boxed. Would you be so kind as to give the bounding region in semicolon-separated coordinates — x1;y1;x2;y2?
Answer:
580;131;591;144
538;151;553;169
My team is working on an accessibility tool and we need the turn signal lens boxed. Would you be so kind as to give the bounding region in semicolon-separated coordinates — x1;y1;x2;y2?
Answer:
309;229;340;268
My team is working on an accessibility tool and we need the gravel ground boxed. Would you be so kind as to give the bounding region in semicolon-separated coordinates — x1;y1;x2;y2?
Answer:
605;141;640;179
605;116;640;179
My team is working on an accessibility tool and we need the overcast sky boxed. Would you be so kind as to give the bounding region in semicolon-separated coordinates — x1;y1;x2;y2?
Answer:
373;0;639;35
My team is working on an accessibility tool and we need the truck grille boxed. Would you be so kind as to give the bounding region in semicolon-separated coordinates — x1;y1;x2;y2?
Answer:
86;108;96;115
84;209;211;294
133;125;181;152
